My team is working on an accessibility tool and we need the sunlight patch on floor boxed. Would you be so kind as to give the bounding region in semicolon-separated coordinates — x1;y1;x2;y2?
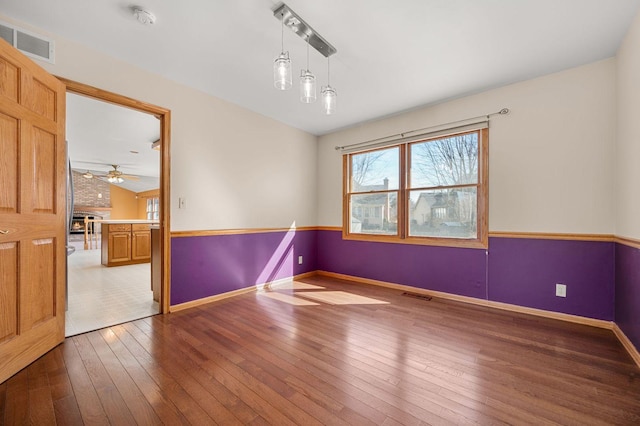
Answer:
259;282;389;306
261;292;320;306
296;291;389;305
267;281;326;291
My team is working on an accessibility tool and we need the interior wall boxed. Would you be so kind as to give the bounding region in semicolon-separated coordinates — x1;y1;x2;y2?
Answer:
0;14;319;232
616;10;640;241
315;59;618;322
109;185;138;219
615;9;640;351
318;59;616;234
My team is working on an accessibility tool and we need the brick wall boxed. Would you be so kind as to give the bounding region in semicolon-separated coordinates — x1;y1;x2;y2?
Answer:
72;170;110;207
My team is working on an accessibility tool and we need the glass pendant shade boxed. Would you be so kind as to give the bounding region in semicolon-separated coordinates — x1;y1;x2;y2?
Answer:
322;85;337;115
273;52;292;90
300;70;316;103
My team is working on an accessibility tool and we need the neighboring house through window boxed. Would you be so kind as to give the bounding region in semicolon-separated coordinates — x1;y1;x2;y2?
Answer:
343;129;488;248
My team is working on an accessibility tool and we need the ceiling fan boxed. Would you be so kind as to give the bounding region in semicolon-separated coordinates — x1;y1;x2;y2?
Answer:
82;165;139;183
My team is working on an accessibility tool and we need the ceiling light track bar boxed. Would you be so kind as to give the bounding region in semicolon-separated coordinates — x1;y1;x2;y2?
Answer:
273;3;337;58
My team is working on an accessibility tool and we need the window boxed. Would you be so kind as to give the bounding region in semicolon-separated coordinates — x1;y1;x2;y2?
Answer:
146;197;160;221
343;129;487;248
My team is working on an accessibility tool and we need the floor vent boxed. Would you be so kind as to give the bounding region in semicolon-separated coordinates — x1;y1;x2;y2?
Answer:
0;20;54;63
402;292;432;301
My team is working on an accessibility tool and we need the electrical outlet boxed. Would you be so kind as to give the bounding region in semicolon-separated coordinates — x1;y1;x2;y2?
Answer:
555;283;567;298
298;255;303;265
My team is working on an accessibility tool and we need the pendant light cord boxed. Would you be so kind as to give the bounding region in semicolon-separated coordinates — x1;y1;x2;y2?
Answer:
306;36;310;71
280;12;284;52
327;56;331;86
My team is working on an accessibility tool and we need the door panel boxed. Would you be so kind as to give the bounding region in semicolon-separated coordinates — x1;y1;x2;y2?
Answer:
0;38;66;384
22;75;57;120
0;56;19;101
0;112;19;212
21;238;56;331
31;126;57;213
0;242;18;343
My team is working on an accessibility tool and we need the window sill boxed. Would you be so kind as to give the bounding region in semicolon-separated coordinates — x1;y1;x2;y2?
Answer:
342;232;488;249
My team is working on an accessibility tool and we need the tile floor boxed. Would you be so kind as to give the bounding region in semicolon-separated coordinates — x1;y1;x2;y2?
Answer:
66;246;158;337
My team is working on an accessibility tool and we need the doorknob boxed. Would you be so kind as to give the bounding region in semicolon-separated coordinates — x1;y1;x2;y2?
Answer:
0;230;9;234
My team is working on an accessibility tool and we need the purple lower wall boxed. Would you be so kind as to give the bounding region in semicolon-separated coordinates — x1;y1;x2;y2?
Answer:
170;229;618;324
170;230;317;305
615;243;640;349
316;230;615;321
316;230;488;299
488;237;615;321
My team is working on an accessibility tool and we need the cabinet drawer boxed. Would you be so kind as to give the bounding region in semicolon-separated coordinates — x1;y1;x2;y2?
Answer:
132;223;151;231
108;224;131;232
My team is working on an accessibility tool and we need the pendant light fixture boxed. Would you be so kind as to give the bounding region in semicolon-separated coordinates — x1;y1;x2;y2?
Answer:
273;4;337;111
273;10;292;90
321;56;336;114
300;38;316;103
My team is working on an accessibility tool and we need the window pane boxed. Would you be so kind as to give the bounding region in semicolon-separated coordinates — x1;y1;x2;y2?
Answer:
350;193;398;235
410;133;478;188
351;147;399;191
409;187;477;238
147;199;152;211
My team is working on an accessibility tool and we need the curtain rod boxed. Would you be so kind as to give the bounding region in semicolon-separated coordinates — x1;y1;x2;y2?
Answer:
335;108;510;151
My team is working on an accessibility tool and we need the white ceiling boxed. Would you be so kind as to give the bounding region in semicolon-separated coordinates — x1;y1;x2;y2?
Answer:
67;92;160;193
3;0;640;137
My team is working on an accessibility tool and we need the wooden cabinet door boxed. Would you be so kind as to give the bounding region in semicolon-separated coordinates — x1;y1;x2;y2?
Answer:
109;232;131;263
132;230;151;261
0;39;66;384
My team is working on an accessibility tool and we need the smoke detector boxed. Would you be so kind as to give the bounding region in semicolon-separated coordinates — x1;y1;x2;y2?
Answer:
133;7;156;25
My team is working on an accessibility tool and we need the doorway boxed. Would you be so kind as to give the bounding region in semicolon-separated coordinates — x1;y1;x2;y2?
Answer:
62;79;171;336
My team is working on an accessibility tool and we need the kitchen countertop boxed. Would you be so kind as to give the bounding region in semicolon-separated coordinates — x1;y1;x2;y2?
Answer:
100;220;159;224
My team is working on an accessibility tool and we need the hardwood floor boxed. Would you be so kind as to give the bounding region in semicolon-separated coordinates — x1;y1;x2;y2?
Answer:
1;275;639;425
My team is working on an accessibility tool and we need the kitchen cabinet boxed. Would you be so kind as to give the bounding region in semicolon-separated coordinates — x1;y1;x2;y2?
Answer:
132;224;152;261
101;222;153;266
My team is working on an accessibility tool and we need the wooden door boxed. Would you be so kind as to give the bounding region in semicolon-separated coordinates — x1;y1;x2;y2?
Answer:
0;39;66;384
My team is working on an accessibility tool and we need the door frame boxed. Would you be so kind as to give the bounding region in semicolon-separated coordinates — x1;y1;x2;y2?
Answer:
60;77;172;313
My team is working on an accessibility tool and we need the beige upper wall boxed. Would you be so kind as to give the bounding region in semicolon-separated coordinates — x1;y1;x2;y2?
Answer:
0;15;318;231
616;10;640;240
318;59;617;234
109;185;138;220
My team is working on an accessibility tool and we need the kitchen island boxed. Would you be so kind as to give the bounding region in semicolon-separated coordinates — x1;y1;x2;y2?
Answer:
100;220;159;267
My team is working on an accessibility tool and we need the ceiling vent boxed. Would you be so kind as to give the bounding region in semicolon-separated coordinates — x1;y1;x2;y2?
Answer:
0;21;54;63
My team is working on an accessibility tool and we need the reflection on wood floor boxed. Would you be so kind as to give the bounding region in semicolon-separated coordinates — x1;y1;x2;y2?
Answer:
3;275;639;424
66;247;158;336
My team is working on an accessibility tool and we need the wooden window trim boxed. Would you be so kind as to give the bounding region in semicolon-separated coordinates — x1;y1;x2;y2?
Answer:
342;128;488;249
